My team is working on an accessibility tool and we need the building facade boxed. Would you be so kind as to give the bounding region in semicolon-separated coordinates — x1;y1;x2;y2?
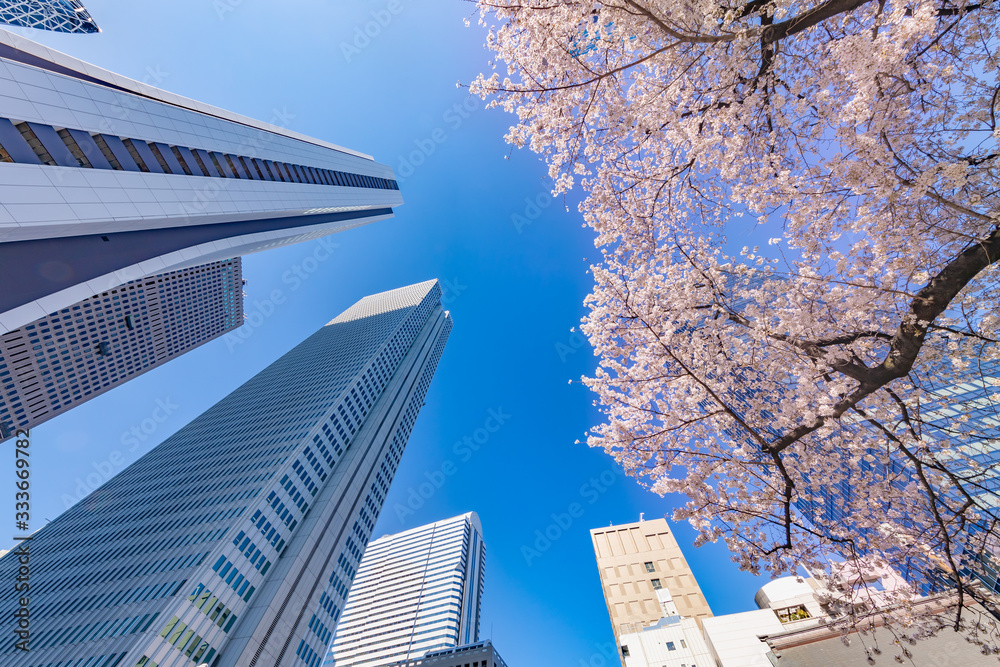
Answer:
763;594;998;667
0;280;452;667
752;572;992;666
0;0;99;33
618;591;714;667
591;517;713;654
0;257;243;440
595;515;996;667
794;359;1000;594
702;568;953;667
383;641;508;667
326;513;486;667
701;610;784;667
0;28;402;336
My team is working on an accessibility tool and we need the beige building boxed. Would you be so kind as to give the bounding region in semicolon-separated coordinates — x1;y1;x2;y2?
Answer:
591;517;713;653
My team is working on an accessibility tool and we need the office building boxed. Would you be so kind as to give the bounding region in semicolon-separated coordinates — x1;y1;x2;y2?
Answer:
614;575;819;667
617;563;991;666
0;257;243;440
701;577;825;667
762;592;996;667
618;590;713;667
0;27;402;336
0;280;452;667
611;568;823;667
794;359;1000;594
327;512;486;667
701;610;784;667
591;517;713;654
0;0;99;33
700;565;991;667
383;641;508;667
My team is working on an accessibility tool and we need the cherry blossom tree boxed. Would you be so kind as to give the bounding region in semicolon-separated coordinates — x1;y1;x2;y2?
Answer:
472;0;1000;649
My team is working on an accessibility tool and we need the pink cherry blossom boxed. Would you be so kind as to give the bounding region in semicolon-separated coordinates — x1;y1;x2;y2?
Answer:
474;0;999;649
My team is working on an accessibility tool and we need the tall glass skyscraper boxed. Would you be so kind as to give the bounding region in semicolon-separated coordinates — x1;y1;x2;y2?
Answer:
795;358;1000;594
0;0;99;34
0;280;452;667
0;28;402;336
0;257;243;440
326;513;486;667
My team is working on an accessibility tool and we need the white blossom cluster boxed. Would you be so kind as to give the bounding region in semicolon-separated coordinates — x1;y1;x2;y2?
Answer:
473;0;1000;650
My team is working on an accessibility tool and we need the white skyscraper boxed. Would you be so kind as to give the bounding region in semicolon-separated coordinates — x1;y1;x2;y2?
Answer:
327;513;486;667
0;28;401;336
0;280;451;667
0;27;403;441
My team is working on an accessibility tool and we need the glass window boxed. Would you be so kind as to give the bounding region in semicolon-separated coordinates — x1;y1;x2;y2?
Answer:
667;641;676;651
775;604;811;623
168;621;187;645
651;579;662;590
159;616;179;638
644;561;655;572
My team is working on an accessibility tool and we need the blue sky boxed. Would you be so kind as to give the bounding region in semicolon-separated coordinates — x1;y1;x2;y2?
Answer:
15;1;771;664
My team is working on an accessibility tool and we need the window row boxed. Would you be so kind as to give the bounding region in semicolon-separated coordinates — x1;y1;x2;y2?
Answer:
232;530;274;575
265;490;299;531
279;474;310;514
157;611;222;666
209;556;258;603
249;508;286;552
289;461;319;496
0;117;399;191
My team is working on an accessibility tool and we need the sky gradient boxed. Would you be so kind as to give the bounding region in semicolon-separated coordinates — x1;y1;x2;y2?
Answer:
10;2;774;664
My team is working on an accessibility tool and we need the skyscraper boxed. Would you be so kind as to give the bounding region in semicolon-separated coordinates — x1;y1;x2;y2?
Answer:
793;359;1000;594
0;257;243;440
326;512;486;667
0;0;99;34
0;27;402;336
590;518;713;656
0;280;452;667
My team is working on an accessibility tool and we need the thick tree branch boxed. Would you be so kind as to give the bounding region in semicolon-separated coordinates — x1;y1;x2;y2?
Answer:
769;224;1000;453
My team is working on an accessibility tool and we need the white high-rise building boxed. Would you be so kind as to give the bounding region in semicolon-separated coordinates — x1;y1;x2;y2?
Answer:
0;280;452;667
0;27;402;441
0;28;401;336
326;513;486;667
